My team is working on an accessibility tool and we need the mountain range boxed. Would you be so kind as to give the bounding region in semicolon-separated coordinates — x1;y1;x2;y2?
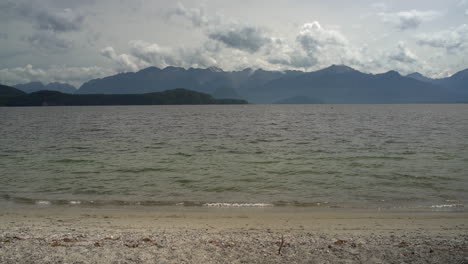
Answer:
7;65;468;104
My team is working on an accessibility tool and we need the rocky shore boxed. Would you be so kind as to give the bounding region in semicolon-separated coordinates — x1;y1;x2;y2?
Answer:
1;207;467;263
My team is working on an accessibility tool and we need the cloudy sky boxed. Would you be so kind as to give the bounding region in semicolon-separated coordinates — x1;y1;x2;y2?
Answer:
0;0;467;87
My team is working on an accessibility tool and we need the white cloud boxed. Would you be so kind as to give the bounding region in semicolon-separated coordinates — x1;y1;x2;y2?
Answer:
101;40;219;72
101;46;149;72
379;10;441;30
0;64;114;87
297;22;348;55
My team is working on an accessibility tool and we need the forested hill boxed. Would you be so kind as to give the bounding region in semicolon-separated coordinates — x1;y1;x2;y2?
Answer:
0;88;248;106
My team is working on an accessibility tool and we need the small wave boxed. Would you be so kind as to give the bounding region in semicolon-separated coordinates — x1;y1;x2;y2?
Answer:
35;200;51;205
69;200;81;205
203;203;274;207
115;167;173;173
52;159;95;164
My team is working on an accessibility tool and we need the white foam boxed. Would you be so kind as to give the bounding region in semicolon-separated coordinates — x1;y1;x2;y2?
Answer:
36;200;51;205
203;203;274;208
431;204;463;208
69;201;81;205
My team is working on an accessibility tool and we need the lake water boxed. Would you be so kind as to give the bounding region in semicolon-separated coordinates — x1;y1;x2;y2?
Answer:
0;105;467;210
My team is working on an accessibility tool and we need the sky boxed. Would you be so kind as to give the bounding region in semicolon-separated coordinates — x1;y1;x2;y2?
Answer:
0;0;467;87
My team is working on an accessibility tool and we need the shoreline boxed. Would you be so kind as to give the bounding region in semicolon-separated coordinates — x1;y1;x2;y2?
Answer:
1;206;467;263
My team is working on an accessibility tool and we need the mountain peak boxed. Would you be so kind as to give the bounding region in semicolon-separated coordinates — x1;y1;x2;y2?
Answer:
320;64;356;74
451;68;468;79
138;66;161;74
163;66;185;72
381;70;401;77
207;66;224;72
406;72;433;83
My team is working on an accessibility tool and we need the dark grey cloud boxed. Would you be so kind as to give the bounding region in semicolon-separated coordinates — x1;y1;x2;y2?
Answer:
4;1;85;33
208;26;271;53
166;3;271;53
34;8;84;33
379;10;440;30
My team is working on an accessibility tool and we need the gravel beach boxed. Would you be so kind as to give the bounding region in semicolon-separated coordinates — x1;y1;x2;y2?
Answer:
1;206;467;263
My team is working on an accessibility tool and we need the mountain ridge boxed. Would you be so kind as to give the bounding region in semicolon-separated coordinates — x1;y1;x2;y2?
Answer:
75;65;468;104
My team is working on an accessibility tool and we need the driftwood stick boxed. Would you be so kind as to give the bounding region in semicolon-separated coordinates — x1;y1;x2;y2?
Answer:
278;234;285;255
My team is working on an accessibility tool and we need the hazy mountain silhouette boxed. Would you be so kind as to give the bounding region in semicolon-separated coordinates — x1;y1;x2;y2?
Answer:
211;86;243;99
14;82;77;94
76;65;467;104
407;70;468;100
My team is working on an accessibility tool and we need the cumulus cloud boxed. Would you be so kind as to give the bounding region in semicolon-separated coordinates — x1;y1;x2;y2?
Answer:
101;46;149;72
265;22;353;69
417;24;468;52
379;10;440;30
387;42;418;63
297;22;348;54
0;64;114;87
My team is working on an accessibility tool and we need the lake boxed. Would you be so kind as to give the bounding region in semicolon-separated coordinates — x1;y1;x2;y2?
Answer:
0;105;467;210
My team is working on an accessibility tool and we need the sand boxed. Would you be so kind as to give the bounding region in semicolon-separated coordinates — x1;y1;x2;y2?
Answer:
0;206;467;263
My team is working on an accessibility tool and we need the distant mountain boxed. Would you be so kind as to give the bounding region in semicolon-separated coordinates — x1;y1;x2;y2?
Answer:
0;84;27;97
406;70;468;100
274;96;323;104
0;89;247;107
211;87;243;99
14;82;77;94
434;69;468;99
76;65;468;104
249;66;464;103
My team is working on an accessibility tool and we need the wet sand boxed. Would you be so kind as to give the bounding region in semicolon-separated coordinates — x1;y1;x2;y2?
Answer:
1;206;467;263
